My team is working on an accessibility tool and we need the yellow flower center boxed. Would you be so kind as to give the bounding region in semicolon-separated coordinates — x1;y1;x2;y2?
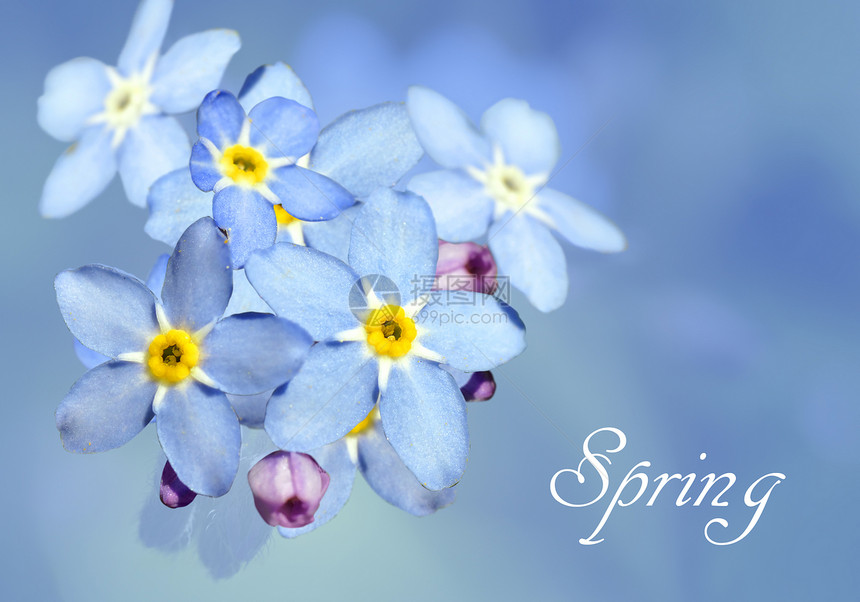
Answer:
484;163;534;210
147;330;200;384
221;145;268;185
273;204;297;226
364;305;416;358
348;406;379;438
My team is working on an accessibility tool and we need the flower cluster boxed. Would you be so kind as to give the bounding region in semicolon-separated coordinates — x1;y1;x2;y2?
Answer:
41;0;625;575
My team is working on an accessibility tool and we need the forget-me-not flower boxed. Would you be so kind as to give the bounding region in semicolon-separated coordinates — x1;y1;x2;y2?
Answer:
37;0;240;216
54;217;312;496
147;62;422;263
406;86;627;312
188;86;356;267
244;188;526;490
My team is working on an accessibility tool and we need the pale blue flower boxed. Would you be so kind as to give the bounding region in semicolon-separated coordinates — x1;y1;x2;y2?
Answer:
244;188;526;490
54;217;312;496
406;86;627;312
37;0;240;216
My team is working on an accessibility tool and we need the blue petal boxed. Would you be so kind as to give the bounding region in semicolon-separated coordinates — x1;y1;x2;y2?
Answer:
119;115;190;207
488;213;568;312
264;342;378;452
238;62;314;113
117;0;172;76
197;90;245;150
189;140;222;192
309;102;424;197
202;313;312;395
416;297;526;371
244;243;361;341
537;188;627;253
224;269;272;316
358;419;455;516
146;253;170;298
406;86;490;169
379;358;467;490
37;57;110;142
161;217;232;331
407;170;494;242
155;381;241;497
266;165;354;221
74;339;109;370
56;361;156;453
55;265;159;357
301;204;360;263
212;185;277;268
150;30;241;114
227;391;272;428
248;97;319;160
192;428;273;576
348;188;438;301
40;126;116;218
146;168;213;247
278;440;356;538
480;98;560;176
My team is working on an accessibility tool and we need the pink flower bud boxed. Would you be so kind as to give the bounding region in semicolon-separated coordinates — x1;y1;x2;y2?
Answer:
160;460;197;509
248;451;330;528
435;241;498;295
460;371;496;402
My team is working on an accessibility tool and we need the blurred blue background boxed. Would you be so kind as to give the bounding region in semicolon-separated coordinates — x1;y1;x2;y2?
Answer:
4;0;859;599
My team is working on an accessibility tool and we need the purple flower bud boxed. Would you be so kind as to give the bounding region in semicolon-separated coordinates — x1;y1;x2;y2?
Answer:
160;460;197;509
248;451;330;528
460;371;497;402
435;241;498;295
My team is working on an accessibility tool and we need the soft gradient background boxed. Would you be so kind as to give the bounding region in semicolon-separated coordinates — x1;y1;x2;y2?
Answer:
4;0;858;600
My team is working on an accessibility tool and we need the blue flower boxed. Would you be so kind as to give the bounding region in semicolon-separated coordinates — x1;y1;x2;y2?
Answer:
188;88;353;267
54;217;312;496
37;0;240;216
244;188;526;490
149;63;422;265
406;86;627;312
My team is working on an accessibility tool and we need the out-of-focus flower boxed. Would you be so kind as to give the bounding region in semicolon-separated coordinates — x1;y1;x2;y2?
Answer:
37;0;240;216
435;240;498;295
54;217;312;496
248;451;330;528
160;460;197;509
245;188;526;490
146;63;422;263
407;86;627;312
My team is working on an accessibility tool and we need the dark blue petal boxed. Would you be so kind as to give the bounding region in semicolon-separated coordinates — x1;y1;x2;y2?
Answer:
197;90;245;150
266;165;354;221
212;185;277;268
248;97;319;160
